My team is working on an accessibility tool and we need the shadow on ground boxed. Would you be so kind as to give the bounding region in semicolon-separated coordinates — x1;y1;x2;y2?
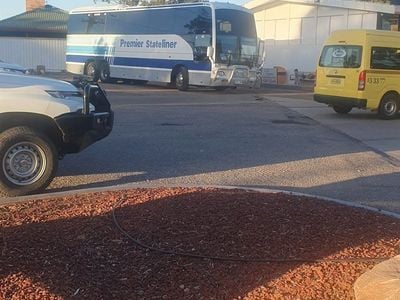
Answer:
1;189;399;299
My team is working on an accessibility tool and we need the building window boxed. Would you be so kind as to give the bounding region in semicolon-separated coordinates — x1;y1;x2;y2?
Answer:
377;13;399;31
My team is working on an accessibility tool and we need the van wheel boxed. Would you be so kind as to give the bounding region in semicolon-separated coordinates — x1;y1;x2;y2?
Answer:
99;62;111;83
0;127;58;197
86;62;100;82
333;105;352;114
175;67;189;91
379;94;399;120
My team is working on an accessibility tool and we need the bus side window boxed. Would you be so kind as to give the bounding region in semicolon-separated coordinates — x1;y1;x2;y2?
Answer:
174;7;212;62
86;14;106;34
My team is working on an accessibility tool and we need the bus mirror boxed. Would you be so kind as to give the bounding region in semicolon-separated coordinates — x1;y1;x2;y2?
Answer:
257;55;264;68
257;39;265;67
207;46;214;58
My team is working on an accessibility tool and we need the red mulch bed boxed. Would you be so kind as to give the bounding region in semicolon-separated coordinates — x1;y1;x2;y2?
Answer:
1;188;399;299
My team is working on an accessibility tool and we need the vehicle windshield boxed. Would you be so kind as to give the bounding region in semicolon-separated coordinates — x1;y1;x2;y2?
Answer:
319;45;362;68
215;9;258;67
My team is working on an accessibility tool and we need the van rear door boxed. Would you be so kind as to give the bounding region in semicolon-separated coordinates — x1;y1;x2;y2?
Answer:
317;45;362;98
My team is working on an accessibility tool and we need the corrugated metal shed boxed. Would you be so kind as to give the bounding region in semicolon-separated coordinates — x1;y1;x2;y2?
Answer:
0;37;66;71
0;5;68;38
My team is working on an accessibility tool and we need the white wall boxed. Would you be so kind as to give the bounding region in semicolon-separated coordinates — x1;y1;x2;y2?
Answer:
253;3;378;83
0;37;66;72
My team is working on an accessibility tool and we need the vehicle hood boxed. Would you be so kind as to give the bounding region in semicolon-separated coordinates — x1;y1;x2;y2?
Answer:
0;61;26;72
0;72;77;91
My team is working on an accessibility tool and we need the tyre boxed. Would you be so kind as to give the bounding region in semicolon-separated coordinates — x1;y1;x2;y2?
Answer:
99;62;111;83
0;127;58;197
86;61;100;82
333;105;352;114
379;94;399;120
175;67;189;91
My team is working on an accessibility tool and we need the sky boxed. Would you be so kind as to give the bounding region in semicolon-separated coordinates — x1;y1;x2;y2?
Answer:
0;0;246;20
1;0;106;20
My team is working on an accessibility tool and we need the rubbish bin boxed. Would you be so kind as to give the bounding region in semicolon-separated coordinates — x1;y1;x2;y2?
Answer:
275;66;287;85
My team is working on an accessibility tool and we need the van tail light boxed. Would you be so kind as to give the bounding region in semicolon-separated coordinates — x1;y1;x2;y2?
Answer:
358;70;366;90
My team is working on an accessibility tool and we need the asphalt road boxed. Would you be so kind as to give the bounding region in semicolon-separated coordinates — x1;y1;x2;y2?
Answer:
47;82;400;213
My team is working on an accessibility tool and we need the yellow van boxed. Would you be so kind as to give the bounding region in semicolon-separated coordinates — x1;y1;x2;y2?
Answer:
314;29;400;119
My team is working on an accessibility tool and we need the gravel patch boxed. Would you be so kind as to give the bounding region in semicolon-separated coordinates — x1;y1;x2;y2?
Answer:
1;188;399;299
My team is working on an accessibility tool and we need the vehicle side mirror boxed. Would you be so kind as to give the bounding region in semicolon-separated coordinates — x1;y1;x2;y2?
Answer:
207;46;214;58
257;39;265;67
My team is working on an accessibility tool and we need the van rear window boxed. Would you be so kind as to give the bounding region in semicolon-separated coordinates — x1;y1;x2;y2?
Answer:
319;45;362;68
371;47;400;70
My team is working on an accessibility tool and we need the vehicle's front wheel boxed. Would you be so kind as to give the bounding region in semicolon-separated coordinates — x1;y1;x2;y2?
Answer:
379;94;399;120
175;67;189;91
0;127;58;197
333;105;352;114
99;62;111;83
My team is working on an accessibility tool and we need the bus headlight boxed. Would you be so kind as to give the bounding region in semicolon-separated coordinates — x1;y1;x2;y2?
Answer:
216;70;227;79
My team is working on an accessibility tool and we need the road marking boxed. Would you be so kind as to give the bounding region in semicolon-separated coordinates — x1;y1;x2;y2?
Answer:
106;88;176;92
260;92;314;97
112;101;268;107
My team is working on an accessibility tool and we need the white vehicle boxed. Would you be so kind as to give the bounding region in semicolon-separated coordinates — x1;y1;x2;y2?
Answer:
0;60;28;74
0;73;113;196
66;2;261;90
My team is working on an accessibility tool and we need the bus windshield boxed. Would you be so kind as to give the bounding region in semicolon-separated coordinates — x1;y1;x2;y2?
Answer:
215;9;257;67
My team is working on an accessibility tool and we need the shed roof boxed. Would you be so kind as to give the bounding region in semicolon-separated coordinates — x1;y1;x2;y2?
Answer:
244;0;398;14
0;5;68;38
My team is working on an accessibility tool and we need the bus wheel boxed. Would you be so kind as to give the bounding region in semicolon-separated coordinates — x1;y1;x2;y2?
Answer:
86;62;100;82
175;67;189;91
379;94;399;120
333;105;352;114
99;62;111;83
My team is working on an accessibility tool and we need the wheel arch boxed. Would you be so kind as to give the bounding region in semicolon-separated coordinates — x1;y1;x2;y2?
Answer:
378;90;400;109
380;90;400;102
0;112;63;150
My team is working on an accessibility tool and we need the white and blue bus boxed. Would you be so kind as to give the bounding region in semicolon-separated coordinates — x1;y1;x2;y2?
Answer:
66;2;261;90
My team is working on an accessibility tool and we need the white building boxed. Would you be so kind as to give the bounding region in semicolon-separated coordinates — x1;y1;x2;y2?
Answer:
244;0;400;85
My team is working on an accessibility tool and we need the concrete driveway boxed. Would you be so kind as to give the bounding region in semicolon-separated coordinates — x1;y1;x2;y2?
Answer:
271;94;400;163
267;93;400;212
